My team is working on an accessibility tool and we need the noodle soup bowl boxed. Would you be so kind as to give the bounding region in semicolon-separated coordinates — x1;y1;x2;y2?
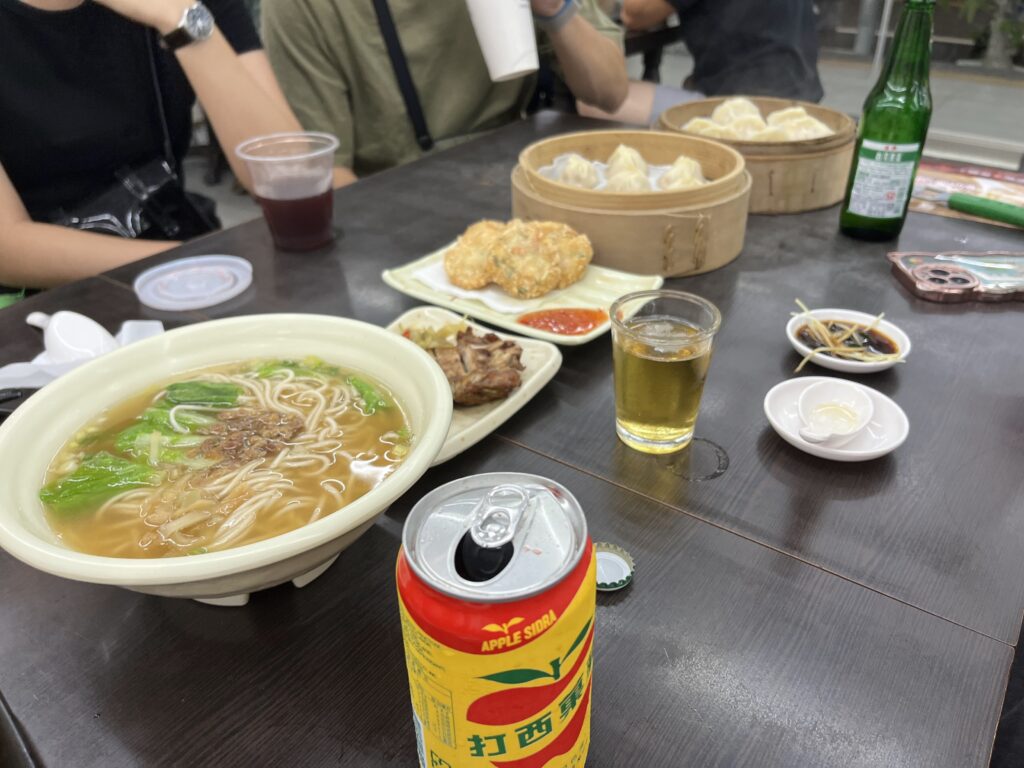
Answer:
0;314;453;605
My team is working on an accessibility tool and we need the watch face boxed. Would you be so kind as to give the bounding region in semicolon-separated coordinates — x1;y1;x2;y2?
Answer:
184;3;214;40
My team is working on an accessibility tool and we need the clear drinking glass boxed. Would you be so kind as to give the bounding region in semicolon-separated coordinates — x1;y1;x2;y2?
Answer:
235;132;339;252
610;290;721;454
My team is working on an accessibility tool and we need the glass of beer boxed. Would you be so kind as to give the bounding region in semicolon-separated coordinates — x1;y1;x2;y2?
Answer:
235;132;339;251
610;290;721;454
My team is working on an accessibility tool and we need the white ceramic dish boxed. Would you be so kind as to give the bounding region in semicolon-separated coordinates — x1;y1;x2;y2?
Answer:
0;314;452;604
786;308;911;374
387;307;562;465
764;376;909;462
381;241;664;345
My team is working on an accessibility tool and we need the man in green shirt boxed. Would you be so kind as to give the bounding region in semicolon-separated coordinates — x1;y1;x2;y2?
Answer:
262;0;627;182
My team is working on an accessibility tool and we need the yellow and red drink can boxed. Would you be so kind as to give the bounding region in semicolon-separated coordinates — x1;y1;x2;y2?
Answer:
397;474;595;768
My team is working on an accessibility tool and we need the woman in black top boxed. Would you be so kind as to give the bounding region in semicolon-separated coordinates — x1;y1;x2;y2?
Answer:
0;0;303;288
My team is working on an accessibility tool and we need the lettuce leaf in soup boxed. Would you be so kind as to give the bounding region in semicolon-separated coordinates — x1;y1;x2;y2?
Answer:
164;381;242;407
39;453;163;516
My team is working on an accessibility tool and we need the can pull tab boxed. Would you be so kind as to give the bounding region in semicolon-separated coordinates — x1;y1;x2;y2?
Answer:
469;484;528;549
455;485;527;583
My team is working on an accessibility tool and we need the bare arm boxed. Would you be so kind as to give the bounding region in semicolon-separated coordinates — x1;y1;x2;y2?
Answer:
534;0;628;112
620;0;674;31
576;80;657;125
0;164;177;289
94;0;303;192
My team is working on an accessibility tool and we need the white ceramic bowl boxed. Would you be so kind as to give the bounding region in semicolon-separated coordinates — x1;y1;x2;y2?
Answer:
786;308;910;374
0;314;453;602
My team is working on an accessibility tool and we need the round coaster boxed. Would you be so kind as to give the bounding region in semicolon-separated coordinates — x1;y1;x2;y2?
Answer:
134;255;253;311
658;437;730;482
595;542;634;592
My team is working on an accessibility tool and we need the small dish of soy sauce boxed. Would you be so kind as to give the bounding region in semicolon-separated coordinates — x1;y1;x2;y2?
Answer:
785;307;911;374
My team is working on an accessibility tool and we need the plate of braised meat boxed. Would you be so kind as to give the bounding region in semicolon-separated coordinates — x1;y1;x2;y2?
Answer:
388;306;562;465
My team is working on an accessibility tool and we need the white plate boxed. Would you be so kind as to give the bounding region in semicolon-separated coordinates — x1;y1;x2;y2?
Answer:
387;307;562;465
764;376;909;462
381;241;663;345
786;308;911;374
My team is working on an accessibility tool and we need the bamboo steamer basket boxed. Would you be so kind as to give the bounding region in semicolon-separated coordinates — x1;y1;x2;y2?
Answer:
511;164;751;278
517;130;747;210
659;97;856;214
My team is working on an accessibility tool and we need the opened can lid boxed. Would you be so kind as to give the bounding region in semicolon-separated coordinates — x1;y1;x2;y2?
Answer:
402;472;588;603
133;255;253;311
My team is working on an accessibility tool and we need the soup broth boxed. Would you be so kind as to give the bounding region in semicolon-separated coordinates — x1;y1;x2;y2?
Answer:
40;358;410;558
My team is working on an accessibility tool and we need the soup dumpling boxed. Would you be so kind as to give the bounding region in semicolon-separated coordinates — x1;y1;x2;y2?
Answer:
711;97;760;126
658;156;707;191
784;116;833;140
606;170;652;193
749;125;790;142
730;114;767;139
766;106;809;126
606;144;648;178
558;153;600;189
712;124;742;141
681;117;719;136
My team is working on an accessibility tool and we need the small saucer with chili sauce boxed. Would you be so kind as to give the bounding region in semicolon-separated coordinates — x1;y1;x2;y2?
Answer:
785;307;911;374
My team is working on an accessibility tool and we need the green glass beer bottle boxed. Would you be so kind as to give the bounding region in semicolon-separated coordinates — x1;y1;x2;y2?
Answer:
839;0;934;240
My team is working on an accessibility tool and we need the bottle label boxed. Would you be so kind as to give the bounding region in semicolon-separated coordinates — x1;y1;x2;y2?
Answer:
847;140;922;219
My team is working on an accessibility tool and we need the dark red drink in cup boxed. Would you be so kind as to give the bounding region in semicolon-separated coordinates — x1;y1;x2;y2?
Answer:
255;187;334;252
236;132;338;252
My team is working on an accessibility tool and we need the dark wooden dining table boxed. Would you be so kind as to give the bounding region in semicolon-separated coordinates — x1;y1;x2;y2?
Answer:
1;112;1023;768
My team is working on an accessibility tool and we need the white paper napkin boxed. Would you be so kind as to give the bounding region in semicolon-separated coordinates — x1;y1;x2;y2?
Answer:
413;260;559;314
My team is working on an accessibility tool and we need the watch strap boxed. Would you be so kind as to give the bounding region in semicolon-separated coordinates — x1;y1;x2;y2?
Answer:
161;25;194;51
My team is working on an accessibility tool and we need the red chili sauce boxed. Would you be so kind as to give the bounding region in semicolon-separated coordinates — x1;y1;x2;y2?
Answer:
517;308;608;336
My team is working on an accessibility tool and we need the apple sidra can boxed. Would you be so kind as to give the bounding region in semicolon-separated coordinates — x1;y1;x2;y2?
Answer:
397;473;595;768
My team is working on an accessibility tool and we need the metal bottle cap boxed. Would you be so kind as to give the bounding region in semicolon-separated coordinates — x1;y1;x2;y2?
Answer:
595;542;634;592
402;472;588;603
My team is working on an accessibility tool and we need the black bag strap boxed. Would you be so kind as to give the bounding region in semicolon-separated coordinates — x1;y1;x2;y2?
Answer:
370;0;434;151
144;30;178;170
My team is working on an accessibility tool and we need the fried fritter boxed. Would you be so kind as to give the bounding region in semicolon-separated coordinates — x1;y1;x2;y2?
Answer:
443;219;593;299
443;219;504;289
490;220;563;299
529;221;593;289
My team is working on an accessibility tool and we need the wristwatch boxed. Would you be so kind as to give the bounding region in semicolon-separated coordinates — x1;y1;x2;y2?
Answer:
161;2;215;51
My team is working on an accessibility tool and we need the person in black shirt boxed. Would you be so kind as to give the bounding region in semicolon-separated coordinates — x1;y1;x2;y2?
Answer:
620;0;824;103
0;0;305;288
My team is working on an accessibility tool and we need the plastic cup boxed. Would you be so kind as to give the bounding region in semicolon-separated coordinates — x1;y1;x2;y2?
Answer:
465;0;539;82
610;290;721;454
235;132;339;252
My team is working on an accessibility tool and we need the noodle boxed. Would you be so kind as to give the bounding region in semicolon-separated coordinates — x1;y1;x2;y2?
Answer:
40;359;410;559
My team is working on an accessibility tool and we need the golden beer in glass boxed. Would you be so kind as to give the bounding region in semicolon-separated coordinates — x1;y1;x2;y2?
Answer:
611;290;721;454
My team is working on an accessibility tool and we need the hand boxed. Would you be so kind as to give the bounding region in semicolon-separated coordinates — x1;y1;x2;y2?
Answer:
90;0;194;35
531;0;566;17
